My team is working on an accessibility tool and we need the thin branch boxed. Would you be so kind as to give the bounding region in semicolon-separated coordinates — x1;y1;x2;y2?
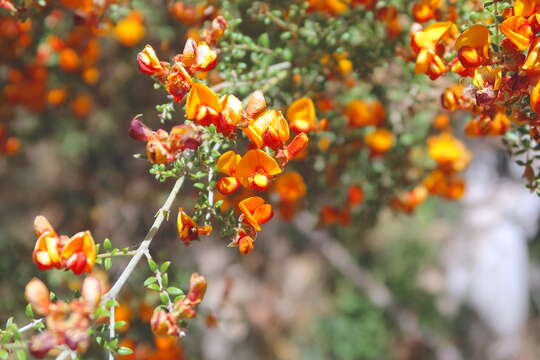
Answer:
102;175;186;302
108;304;115;360
19;318;43;333
211;61;291;92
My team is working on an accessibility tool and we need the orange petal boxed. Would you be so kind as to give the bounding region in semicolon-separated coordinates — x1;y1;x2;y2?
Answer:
186;82;222;120
287;97;316;133
216;150;240;176
237;149;282;179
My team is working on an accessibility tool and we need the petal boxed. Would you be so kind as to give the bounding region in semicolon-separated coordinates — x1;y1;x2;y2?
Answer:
216;150;240;176
455;25;490;51
253;203;273;225
186;82;222;120
61;232;84;260
237;150;281;179
287;97;316;132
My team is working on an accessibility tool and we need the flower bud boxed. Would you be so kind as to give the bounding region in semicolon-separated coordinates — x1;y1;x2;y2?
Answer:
186;273;207;306
238;236;254;255
146;139;171;164
25;278;50;315
244;91;266;120
137;45;164;75
34;216;55;238
128;116;152;141
193;42;218;72
216;176;239;195
151;309;177;336
81;276;102;310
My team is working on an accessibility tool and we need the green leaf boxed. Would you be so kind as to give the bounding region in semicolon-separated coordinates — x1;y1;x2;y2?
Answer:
25;304;34;319
160;291;170;305
104;258;112;271
167;287;184;296
117;347;133;355
194;182;205;190
148;258;158;272
144;276;157;287
162;273;169;288
147;283;160;292
160;261;171;273
115;321;127;329
103;238;112;250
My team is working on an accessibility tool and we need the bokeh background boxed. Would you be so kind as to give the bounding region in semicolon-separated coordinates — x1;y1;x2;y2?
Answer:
2;1;540;359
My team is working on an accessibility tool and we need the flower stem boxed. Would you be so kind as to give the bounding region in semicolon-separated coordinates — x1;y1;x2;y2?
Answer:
102;175;186;302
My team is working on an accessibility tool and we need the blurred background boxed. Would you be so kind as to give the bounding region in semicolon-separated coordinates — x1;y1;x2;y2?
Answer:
2;1;540;359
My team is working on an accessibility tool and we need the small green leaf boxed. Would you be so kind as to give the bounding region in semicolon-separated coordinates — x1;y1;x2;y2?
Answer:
25;304;34;319
148;258;158;272
194;182;205;190
104;258;112;271
160;261;171;273
167;287;183;296
160;291;170;305
115;321;127;329
144;277;157;287
117;347;133;355
103;238;112;250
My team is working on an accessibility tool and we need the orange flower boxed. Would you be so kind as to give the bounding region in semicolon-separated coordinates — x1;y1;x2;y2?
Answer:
244;109;290;149
364;128;394;155
441;84;463;111
185;273;206;306
32;216;62;271
216;150;241;194
347;185;364;206
185;82;222;126
47;88;67;106
391;186;428;214
411;21;455;53
345;100;385;127
287;97;317;133
34;214;97;275
218;94;243;135
165;63;193;102
177;209;212;245
455;25;490;68
58;48;79;72
277;133;309;163
25;278;50;315
472;65;502;104
238;235;254;255
137;44;164;76
423;169;465;199
412;0;442;23
60;231;97;275
415;48;447;80
238;196;273;231
71;94;92;117
115;12;145;47
236;149;282;191
500;16;533;51
427;132;471;172
273;171;306;202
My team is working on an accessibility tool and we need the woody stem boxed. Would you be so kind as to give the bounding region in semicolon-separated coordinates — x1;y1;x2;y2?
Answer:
102;175;186;302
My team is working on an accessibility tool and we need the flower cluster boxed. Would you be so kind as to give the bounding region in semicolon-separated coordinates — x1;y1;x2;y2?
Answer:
25;276;102;358
150;273;206;337
136;17;226;103
32;216;96;275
